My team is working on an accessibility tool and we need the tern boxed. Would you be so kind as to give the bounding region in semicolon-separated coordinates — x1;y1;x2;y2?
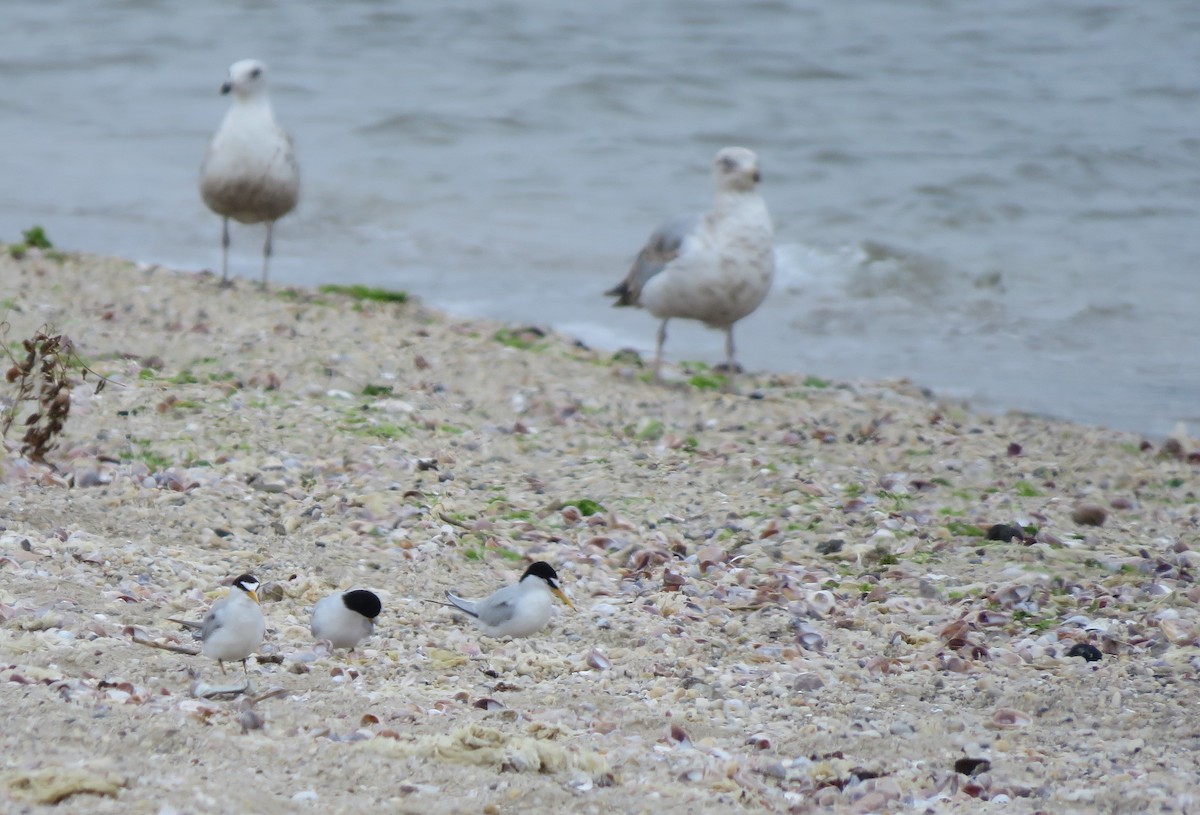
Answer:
196;573;266;676
445;561;574;638
311;589;382;650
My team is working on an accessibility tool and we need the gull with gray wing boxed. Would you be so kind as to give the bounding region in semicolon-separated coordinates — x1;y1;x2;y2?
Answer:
607;146;774;387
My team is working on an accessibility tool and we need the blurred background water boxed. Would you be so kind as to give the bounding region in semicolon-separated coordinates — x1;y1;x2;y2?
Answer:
2;0;1198;435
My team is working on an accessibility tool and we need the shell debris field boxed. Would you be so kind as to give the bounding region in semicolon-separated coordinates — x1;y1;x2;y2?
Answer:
1;249;1199;813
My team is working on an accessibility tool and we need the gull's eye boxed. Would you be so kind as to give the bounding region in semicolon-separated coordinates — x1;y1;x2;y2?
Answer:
250;67;262;79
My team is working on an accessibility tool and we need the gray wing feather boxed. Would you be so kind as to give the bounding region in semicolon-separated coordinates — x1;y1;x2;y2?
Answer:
476;596;518;628
279;129;300;178
200;601;226;641
607;214;700;306
471;583;522;628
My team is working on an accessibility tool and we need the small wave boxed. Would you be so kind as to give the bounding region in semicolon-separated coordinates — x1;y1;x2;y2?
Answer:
1066;301;1136;324
358;111;529;142
845;240;959;301
1131;84;1200;102
1078;206;1193;221
775;239;998;312
772;241;860;296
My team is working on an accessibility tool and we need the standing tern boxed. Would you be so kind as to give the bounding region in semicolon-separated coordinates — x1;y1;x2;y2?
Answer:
198;573;266;676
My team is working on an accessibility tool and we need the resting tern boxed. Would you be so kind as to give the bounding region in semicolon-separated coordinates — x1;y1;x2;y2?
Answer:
311;589;382;650
445;561;574;638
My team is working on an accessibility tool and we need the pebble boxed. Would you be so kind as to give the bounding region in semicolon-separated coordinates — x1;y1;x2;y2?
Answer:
1071;504;1108;526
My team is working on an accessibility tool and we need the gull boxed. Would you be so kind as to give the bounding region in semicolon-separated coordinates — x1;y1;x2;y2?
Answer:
606;146;774;387
199;59;300;287
445;561;574;638
311;589;382;651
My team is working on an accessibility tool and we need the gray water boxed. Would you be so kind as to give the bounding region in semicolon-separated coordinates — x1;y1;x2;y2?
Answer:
2;0;1199;435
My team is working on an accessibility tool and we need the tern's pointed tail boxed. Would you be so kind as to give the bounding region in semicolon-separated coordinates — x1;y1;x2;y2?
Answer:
444;591;479;618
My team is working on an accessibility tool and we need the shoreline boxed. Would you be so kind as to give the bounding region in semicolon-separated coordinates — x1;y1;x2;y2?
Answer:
1;249;1198;813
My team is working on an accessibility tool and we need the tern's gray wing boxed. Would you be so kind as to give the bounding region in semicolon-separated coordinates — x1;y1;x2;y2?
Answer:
607;214;700;306
473;584;523;628
200;599;228;641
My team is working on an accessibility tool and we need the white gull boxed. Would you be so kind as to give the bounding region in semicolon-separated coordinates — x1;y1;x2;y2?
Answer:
199;59;300;286
606;146;774;387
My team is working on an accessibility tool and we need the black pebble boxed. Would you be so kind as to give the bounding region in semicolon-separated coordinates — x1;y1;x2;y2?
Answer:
986;523;1024;542
815;539;844;555
1067;642;1102;662
954;758;991;776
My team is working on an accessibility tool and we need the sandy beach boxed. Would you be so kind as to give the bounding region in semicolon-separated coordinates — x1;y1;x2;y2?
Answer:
1;248;1198;814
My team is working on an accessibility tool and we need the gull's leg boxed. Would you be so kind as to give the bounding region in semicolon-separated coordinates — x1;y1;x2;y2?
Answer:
724;326;737;392
218;660;227;676
241;658;249;677
654;318;669;382
261;222;274;288
220;218;231;283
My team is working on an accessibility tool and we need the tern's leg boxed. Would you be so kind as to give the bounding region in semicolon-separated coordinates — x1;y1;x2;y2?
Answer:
218;660;227;676
220;218;230;283
261;222;274;288
654;318;669;382
241;658;249;677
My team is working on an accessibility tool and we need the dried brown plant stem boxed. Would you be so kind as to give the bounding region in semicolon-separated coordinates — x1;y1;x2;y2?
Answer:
0;322;117;465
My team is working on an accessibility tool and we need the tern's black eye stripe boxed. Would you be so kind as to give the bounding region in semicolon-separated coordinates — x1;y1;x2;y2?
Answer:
233;573;259;591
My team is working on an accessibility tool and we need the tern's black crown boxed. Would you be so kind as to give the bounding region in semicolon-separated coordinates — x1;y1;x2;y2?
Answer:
342;589;382;619
232;573;260;592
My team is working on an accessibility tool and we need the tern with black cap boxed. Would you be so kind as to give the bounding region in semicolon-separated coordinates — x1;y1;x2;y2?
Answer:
198;573;266;677
445;561;575;638
311;589;382;651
